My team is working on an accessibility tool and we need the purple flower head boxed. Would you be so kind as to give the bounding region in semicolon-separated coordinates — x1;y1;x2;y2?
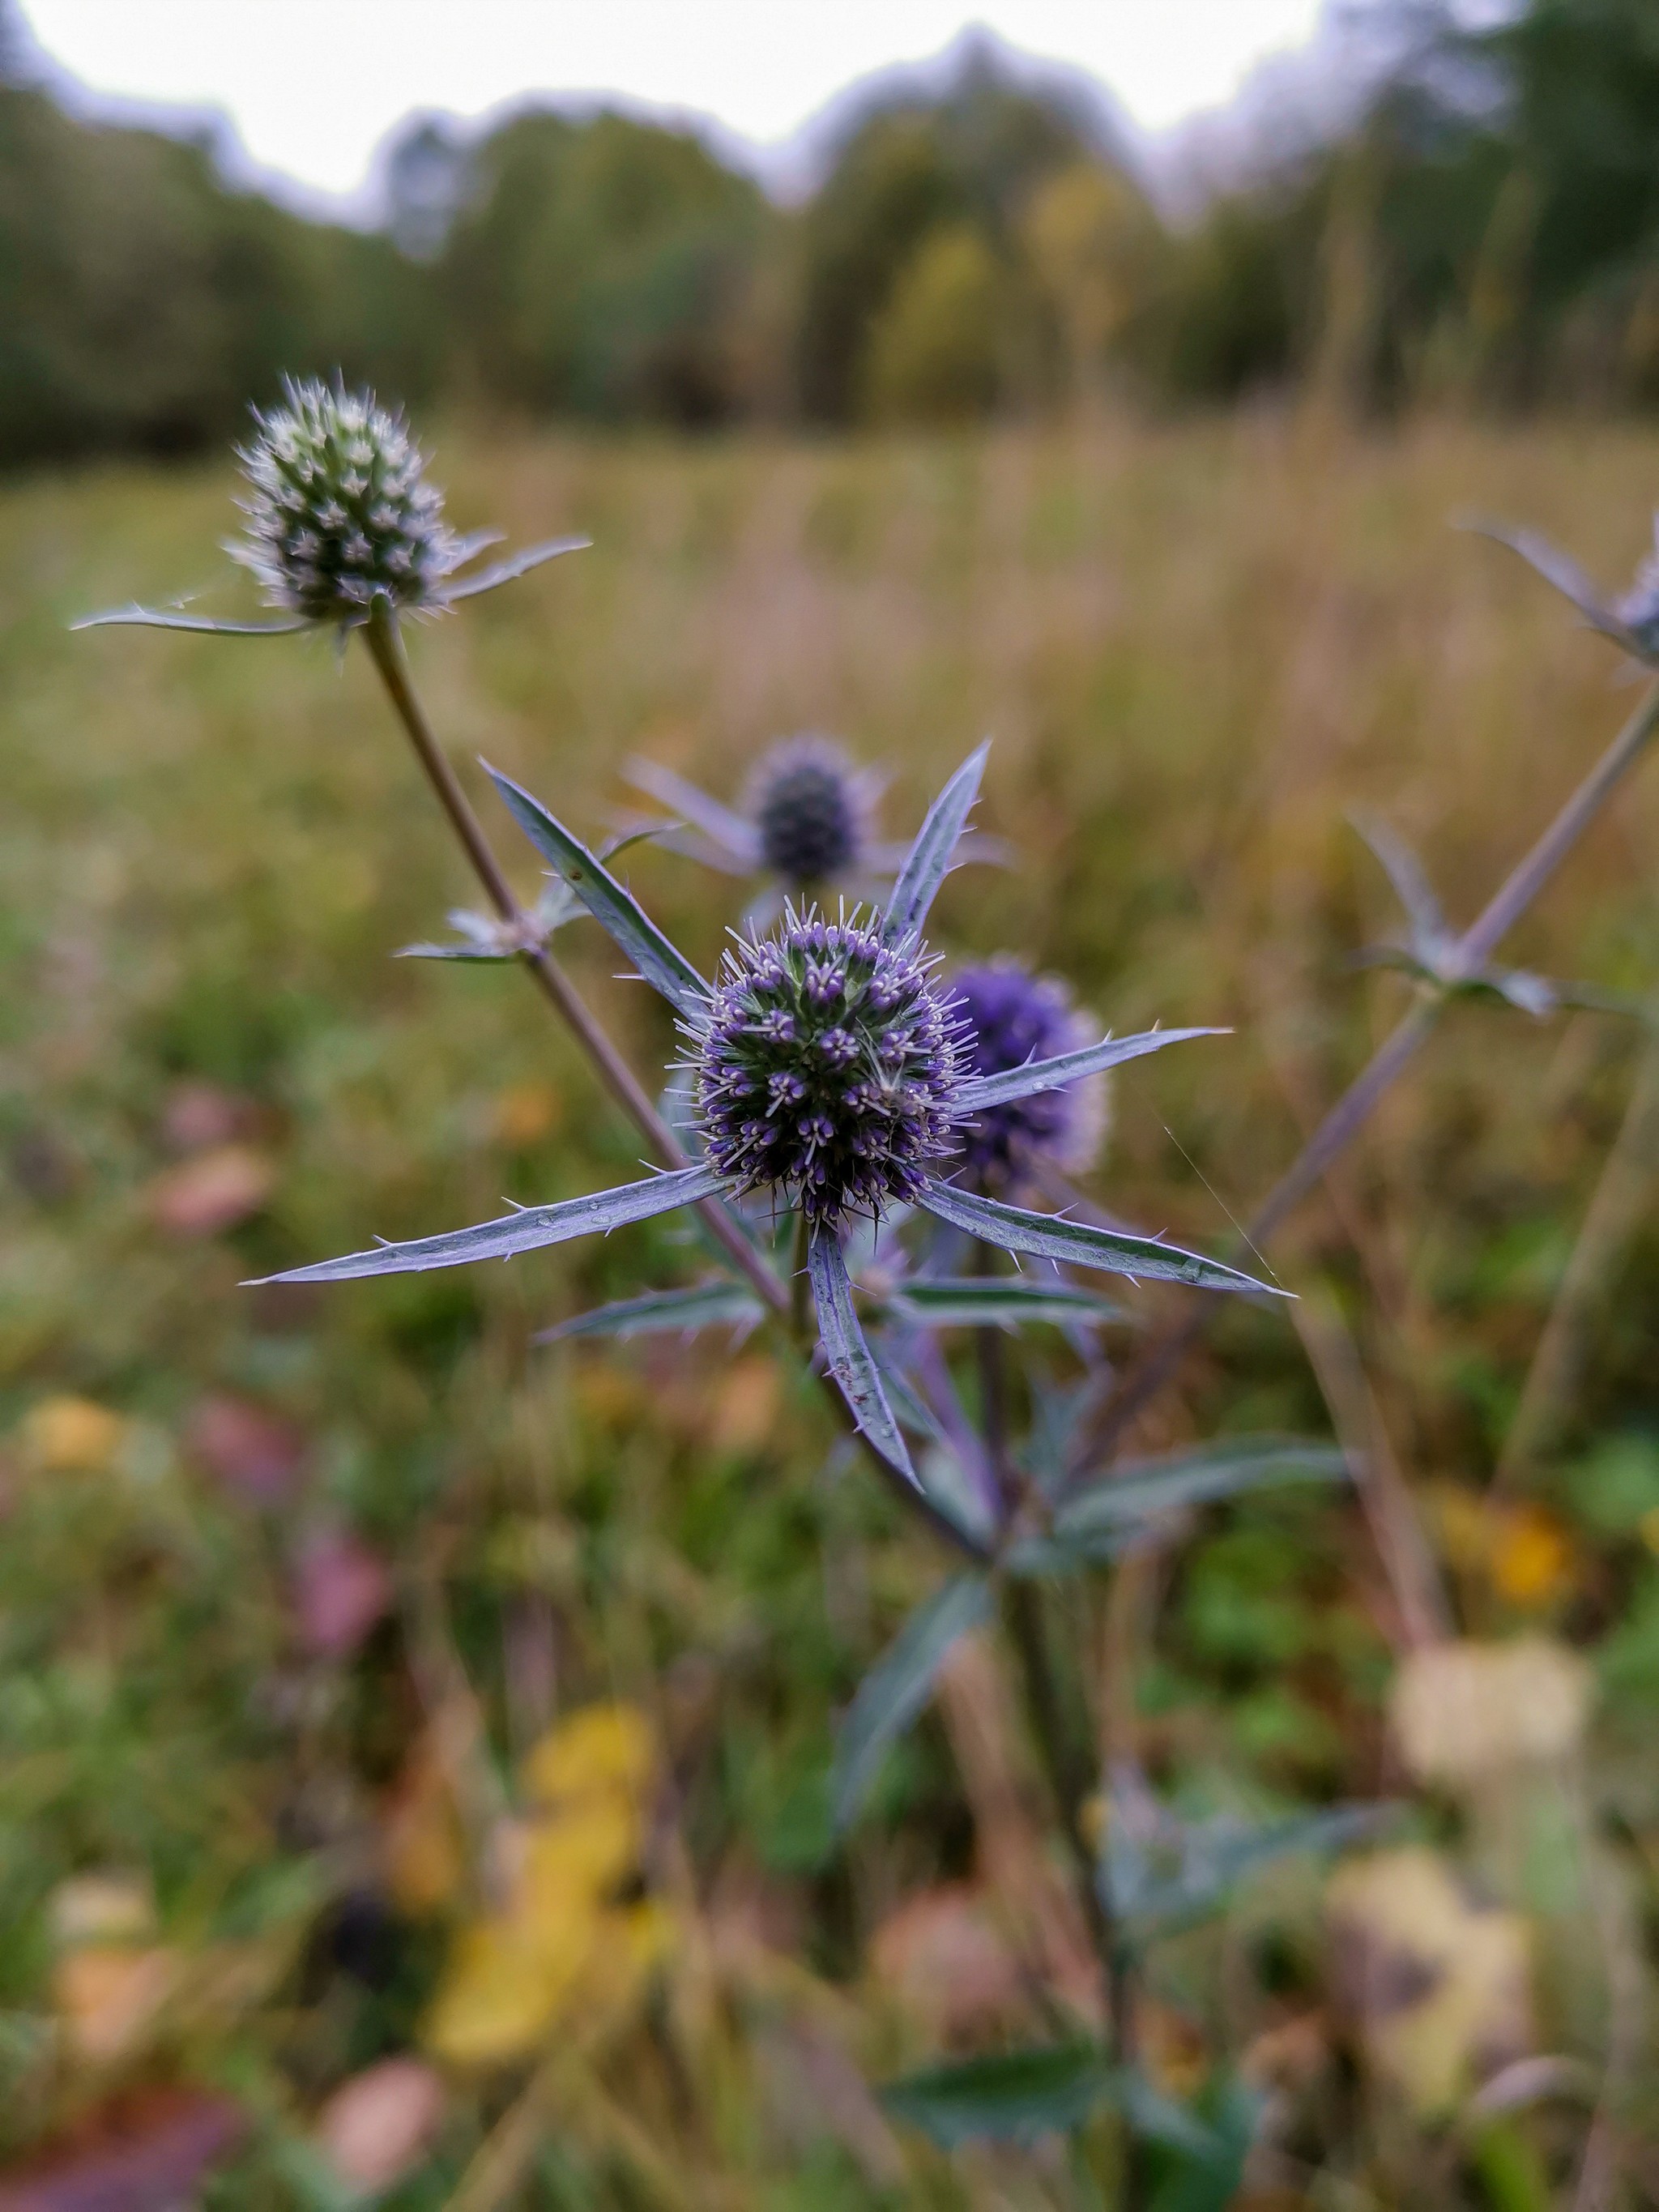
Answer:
951;959;1110;1194
744;737;876;890
689;907;966;1229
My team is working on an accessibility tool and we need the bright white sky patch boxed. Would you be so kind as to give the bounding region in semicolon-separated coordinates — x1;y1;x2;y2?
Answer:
19;1;1328;203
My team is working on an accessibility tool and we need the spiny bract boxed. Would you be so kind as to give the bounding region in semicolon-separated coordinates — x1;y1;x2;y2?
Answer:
952;959;1109;1193
690;910;965;1228
1616;520;1659;654
746;737;871;888
231;378;459;623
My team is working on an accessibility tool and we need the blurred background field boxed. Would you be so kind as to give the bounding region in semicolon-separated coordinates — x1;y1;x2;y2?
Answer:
6;413;1659;2201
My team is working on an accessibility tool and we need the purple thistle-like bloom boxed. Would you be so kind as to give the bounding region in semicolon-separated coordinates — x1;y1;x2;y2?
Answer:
689;907;966;1228
744;737;875;888
953;959;1109;1194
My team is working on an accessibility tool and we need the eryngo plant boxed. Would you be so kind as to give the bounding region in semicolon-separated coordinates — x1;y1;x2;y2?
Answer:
75;376;586;638
262;744;1269;1486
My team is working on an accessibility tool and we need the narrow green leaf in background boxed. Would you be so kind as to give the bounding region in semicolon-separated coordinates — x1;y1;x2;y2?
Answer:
831;1574;992;1833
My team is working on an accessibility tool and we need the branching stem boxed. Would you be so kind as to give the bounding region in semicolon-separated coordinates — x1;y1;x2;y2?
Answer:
1084;678;1659;1467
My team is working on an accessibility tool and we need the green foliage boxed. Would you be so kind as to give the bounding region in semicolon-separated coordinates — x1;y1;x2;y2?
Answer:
436;109;771;424
0;87;436;465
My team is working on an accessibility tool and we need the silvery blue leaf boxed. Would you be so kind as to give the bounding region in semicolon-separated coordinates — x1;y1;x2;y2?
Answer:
810;1228;915;1482
535;1279;765;1343
1009;1439;1349;1574
882;740;990;947
918;1182;1280;1296
484;764;708;1014
1349;811;1448;952
72;604;310;635
889;1278;1123;1329
1464;517;1644;654
441;535;591;603
625;758;762;868
831;1573;992;1832
1104;1798;1387;1932
952;1026;1224;1115
254;1164;722;1284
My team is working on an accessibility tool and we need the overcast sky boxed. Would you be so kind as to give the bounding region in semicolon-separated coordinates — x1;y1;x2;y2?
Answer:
18;1;1332;205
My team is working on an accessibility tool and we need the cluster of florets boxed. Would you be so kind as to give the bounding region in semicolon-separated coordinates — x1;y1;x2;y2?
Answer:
746;737;872;888
691;910;965;1228
952;958;1109;1193
230;378;459;624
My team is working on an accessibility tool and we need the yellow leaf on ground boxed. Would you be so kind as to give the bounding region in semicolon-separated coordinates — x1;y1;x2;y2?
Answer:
424;1916;589;2068
519;1702;655;1813
23;1396;127;1474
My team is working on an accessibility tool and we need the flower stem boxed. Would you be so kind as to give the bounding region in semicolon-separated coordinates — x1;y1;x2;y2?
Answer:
1000;1582;1112;1991
1081;677;1659;1469
362;602;785;1316
361;604;988;1564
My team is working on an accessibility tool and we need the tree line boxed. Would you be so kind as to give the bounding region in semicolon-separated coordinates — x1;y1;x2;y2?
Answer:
1;0;1655;467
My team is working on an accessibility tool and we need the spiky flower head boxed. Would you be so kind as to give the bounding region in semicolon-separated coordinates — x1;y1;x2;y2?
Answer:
952;959;1109;1194
744;737;874;890
690;909;965;1228
230;377;460;625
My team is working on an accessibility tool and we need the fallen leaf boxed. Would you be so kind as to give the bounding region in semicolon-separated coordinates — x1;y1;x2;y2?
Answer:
146;1145;275;1238
1390;1638;1591;1787
21;1397;127;1475
493;1082;563;1149
160;1081;261;1155
1327;1847;1532;2116
710;1356;780;1455
519;1702;655;1812
315;2057;446;2195
384;1739;467;1917
49;1873;156;1948
52;1948;179;2062
424;1702;669;2069
870;1883;1026;2040
185;1394;305;1505
293;1531;391;1658
0;2086;245;2212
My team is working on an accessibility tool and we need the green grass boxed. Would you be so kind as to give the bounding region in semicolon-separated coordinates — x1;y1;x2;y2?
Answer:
4;417;1659;2203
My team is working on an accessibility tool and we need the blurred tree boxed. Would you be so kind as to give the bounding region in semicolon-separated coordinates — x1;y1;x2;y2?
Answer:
1022;161;1166;412
0;88;437;465
795;39;1123;422
862;222;1005;423
437;109;773;425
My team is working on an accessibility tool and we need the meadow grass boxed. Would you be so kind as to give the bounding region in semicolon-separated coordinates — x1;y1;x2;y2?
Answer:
4;416;1659;2202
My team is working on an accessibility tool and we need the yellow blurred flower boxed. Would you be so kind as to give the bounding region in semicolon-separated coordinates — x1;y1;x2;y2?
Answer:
1490;1505;1574;1606
23;1395;127;1474
493;1081;563;1149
